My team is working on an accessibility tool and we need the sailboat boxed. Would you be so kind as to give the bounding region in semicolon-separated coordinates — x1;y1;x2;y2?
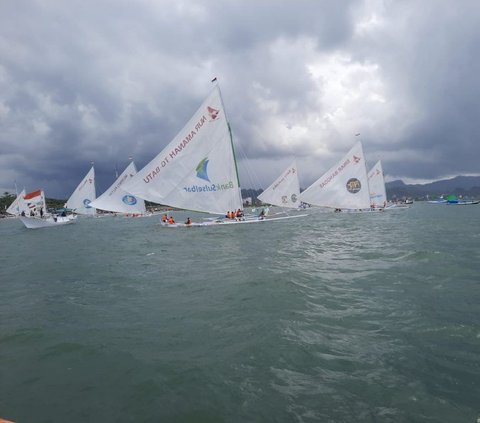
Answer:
6;189;27;216
257;160;301;209
299;141;372;211
89;161;147;216
18;189;77;229
368;160;387;208
123;85;306;227
65;166;96;215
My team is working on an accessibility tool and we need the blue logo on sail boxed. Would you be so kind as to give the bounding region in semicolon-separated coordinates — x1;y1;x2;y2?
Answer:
196;157;210;182
83;199;92;208
122;195;137;205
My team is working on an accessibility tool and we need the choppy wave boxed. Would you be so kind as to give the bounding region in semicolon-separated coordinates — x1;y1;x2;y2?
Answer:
1;203;479;422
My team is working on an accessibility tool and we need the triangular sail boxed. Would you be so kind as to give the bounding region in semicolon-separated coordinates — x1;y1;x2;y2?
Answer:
123;86;242;215
258;160;300;208
299;141;371;209
65;166;96;215
89;162;146;214
6;189;27;215
368;160;387;208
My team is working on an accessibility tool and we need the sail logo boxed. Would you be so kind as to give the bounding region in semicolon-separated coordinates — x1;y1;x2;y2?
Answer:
353;155;361;164
196;157;210;182
207;106;220;121
346;178;361;194
291;194;298;203
184;157;235;193
122;195;137;205
83;198;92;208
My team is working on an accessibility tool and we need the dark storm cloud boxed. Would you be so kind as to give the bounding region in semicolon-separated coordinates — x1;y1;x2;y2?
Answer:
1;0;479;197
347;0;480;180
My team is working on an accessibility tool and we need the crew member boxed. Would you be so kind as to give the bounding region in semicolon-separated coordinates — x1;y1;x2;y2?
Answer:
185;217;192;225
168;216;175;224
161;214;168;223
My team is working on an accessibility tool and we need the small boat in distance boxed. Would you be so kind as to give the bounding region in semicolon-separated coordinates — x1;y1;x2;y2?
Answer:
89;161;146;216
299;141;372;211
428;195;478;205
18;190;77;229
6;189;28;216
368;160;387;209
445;194;479;205
258;160;301;209
65;166;96;215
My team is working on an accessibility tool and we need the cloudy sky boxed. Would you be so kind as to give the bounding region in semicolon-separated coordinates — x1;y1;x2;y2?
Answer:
1;0;479;197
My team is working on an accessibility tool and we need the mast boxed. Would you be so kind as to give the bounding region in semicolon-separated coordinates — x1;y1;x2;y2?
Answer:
215;81;243;207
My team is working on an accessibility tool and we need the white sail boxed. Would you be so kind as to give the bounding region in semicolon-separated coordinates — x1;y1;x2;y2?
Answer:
368;160;387;208
65;166;96;215
258;160;300;208
89;162;146;214
123;86;242;215
6;189;27;215
23;189;47;216
299;141;371;210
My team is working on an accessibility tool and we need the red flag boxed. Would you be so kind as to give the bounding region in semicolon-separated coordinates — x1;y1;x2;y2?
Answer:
24;190;42;200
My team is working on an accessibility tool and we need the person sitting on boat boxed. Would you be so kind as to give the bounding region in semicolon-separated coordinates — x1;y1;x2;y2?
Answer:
21;211;25;216
185;217;192;225
258;209;266;219
61;210;67;217
236;209;243;218
40;208;44;218
168;216;175;224
30;210;34;217
161;214;168;223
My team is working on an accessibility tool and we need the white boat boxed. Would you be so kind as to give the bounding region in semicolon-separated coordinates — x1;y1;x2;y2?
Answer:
123;84;307;227
19;214;77;229
65;166;96;215
258;160;301;209
17;189;77;229
368;160;387;209
6;189;28;216
299;141;371;211
89;161;146;216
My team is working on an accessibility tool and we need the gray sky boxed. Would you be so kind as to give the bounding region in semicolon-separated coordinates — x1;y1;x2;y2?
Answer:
1;0;479;197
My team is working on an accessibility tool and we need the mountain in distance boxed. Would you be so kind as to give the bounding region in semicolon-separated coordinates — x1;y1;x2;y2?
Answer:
386;175;480;200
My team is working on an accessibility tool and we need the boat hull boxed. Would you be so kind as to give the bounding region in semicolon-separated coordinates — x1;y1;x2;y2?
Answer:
19;215;77;229
446;200;479;205
160;214;308;228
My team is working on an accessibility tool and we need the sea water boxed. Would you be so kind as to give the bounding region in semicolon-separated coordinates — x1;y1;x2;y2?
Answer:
0;203;479;422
